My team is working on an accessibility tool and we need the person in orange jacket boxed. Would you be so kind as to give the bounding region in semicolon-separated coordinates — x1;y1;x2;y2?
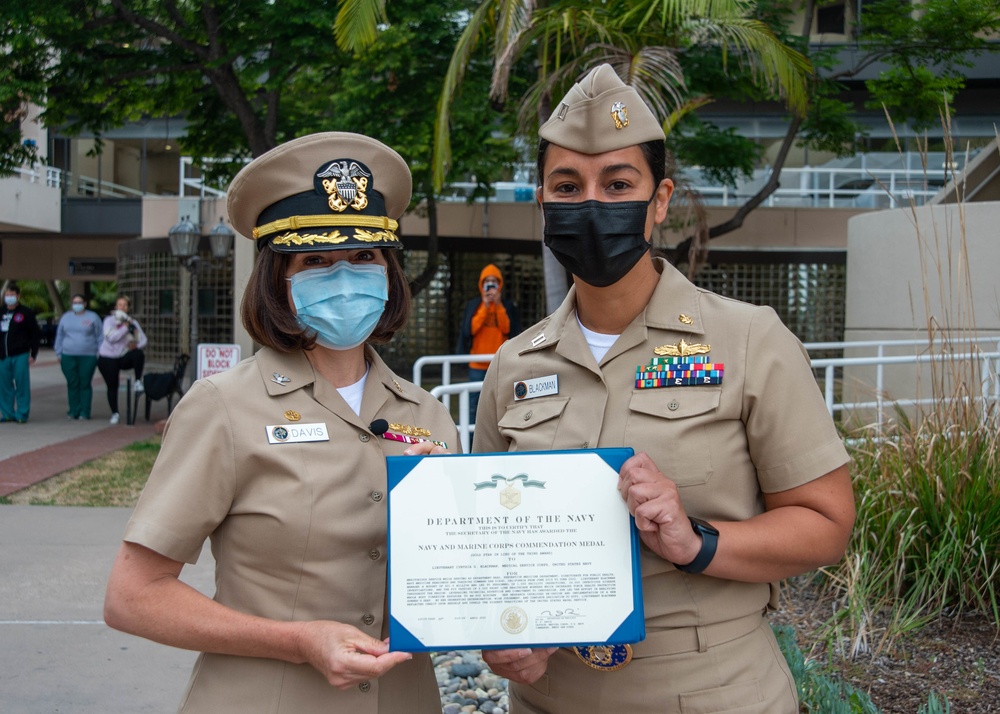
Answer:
456;264;521;424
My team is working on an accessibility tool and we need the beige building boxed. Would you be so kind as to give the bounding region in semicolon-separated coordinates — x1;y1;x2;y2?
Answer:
3;2;999;381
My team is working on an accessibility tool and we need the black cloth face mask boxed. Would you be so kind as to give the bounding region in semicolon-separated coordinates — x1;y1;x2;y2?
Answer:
542;198;652;287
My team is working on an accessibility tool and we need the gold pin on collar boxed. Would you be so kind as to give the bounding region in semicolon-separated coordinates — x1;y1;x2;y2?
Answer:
284;410;301;422
654;339;711;357
678;314;693;325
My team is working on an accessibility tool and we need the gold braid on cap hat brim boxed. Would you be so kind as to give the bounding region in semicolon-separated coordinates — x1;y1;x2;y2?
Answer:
253;214;400;242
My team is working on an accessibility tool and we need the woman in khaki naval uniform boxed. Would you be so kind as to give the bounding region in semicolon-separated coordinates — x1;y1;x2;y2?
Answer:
104;133;459;714
474;66;856;713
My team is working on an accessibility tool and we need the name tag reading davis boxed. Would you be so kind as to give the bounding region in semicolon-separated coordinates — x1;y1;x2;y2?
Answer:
266;423;330;444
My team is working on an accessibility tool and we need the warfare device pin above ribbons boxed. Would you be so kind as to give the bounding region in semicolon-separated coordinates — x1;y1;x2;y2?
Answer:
636;341;724;389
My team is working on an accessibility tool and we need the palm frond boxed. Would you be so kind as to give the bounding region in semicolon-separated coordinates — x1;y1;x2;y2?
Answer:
334;0;387;53
432;1;496;191
683;17;813;115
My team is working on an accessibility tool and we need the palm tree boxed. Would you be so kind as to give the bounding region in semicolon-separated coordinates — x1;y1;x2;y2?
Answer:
433;0;813;304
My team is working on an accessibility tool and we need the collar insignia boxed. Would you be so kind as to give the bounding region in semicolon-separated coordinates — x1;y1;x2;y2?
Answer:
678;314;694;325
271;372;291;385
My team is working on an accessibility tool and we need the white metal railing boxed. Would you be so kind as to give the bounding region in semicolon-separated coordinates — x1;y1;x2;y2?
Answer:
180;156;230;198
417;339;1000;452
71;174;145;198
5;148;974;207
812;349;999;430
12;165;62;188
438;151;975;210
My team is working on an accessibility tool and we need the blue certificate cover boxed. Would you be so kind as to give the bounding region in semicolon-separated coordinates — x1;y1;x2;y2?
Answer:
386;448;644;652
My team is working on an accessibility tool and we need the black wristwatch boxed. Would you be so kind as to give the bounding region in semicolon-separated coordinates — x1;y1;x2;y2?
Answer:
672;517;719;574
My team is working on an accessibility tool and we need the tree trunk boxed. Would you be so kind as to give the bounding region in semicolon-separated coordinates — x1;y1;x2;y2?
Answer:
408;192;440;298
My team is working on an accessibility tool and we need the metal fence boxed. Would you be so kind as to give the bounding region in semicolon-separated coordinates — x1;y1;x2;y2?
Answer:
418;337;1000;453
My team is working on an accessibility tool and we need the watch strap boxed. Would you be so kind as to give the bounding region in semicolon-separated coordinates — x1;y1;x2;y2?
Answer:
673;517;718;574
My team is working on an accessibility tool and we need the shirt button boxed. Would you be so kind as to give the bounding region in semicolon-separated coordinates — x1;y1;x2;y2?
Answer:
359;681;371;693
583;442;589;448
369;548;381;560
362;613;375;626
371;490;383;502
523;410;532;421
359;433;371;442
668;400;679;411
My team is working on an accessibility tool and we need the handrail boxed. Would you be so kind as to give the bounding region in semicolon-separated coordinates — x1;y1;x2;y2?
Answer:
416;340;1000;451
10;165;62;188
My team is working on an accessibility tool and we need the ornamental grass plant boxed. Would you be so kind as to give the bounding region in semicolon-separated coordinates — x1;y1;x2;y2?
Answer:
831;406;1000;655
815;120;1000;661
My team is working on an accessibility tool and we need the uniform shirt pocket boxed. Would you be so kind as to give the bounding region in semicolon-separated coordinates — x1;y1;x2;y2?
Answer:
497;397;569;451
626;389;721;486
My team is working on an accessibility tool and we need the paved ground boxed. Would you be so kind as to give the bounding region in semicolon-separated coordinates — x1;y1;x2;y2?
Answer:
0;351;166;497
0;351;213;713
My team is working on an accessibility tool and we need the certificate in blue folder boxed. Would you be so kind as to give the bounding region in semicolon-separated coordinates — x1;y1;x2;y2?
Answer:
386;448;644;652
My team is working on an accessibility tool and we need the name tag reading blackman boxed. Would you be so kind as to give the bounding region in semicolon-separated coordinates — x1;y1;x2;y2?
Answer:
386;449;644;652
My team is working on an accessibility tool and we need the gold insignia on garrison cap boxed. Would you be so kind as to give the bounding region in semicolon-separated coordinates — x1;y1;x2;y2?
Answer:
226;132;411;254
538;64;664;155
611;101;628;130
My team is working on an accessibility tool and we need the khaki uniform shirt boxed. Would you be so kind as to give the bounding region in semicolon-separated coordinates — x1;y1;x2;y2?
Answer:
474;259;849;704
124;346;459;714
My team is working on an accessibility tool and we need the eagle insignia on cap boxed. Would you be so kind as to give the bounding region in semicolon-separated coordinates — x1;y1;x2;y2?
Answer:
611;101;629;130
316;160;371;213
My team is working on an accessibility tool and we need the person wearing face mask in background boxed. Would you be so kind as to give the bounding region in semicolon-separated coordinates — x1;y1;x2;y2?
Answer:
54;293;103;420
455;263;522;429
0;283;42;424
104;132;460;714
474;65;855;714
97;295;148;425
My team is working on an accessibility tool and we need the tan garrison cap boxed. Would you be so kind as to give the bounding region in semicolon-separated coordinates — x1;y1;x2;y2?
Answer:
227;132;411;253
538;64;665;154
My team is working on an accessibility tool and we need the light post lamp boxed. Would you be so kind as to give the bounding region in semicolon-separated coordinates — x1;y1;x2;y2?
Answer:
169;216;234;364
168;216;199;358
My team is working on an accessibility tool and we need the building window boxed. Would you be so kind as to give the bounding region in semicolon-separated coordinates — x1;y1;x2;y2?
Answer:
818;2;846;34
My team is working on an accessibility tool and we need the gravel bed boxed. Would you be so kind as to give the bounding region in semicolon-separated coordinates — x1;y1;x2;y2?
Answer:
434;651;509;714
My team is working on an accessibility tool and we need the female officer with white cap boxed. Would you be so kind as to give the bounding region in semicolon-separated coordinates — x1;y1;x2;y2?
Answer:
474;66;856;713
104;132;459;713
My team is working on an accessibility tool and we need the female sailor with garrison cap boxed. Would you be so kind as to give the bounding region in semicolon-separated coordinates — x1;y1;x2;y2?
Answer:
474;66;855;714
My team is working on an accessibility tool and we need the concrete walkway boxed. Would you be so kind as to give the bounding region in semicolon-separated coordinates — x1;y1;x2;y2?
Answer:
0;351;165;497
0;351;213;712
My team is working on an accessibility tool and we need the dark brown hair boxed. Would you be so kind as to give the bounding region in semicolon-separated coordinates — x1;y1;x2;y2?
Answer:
241;248;411;353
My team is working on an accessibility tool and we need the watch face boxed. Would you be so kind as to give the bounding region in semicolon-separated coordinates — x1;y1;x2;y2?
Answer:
691;517;719;536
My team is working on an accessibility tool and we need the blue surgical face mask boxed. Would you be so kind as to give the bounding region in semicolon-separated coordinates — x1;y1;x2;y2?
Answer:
72;303;85;313
4;295;17;307
287;261;389;350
